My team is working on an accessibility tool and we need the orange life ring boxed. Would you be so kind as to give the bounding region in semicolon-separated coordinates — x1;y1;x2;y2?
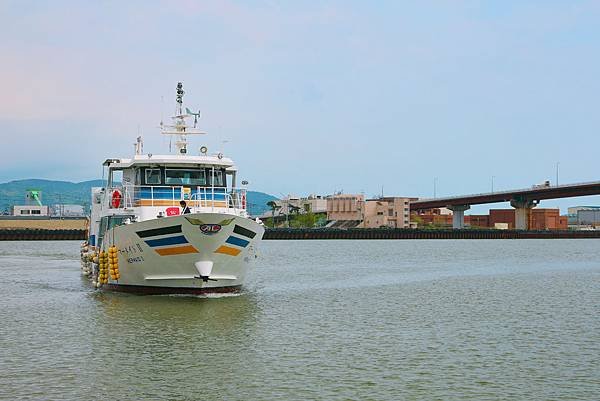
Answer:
111;190;122;208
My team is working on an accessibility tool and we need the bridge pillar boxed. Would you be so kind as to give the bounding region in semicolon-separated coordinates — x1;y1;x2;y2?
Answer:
448;205;470;229
510;199;538;230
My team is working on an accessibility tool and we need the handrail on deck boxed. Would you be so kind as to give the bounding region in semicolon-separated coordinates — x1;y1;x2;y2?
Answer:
105;184;247;213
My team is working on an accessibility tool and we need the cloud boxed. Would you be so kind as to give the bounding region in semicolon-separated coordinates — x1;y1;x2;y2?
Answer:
1;0;600;206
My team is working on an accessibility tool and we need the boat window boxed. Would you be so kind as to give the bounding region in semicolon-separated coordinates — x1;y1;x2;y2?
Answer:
165;169;206;186
145;169;162;185
98;216;134;249
208;170;224;186
110;170;123;187
108;216;133;229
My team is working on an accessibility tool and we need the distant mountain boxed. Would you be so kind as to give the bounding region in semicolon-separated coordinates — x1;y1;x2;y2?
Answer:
0;179;277;217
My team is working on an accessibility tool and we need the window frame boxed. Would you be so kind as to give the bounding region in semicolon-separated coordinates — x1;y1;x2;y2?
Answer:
145;169;162;185
164;169;207;186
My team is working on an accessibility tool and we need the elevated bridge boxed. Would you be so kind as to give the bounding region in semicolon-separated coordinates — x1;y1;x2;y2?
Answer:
410;181;600;229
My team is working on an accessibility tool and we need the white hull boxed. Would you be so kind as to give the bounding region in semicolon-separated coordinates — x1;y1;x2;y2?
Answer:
96;212;264;294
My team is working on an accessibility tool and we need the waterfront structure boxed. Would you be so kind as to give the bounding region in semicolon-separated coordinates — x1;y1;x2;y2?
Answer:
363;197;417;228
567;206;600;227
12;205;49;216
412;208;453;227
326;194;364;222
273;194;327;215
80;83;264;295
51;204;85;217
11;189;49;216
468;214;489;228
469;209;567;230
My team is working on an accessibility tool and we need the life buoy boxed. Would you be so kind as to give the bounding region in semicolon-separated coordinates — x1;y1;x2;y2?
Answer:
111;190;122;208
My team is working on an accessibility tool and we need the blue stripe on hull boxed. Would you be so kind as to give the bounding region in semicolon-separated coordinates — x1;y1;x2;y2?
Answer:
225;236;249;248
145;235;189;247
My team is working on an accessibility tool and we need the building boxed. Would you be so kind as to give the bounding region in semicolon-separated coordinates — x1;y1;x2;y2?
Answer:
469;215;490;228
11;189;49;216
12;205;49;216
483;208;567;230
267;194;327;217
50;204;86;217
530;209;567;230
412;208;453;227
489;209;515;229
363;197;417;228
326;194;364;222
567;206;600;227
300;194;327;214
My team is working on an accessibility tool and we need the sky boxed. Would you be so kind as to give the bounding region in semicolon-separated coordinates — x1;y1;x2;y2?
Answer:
1;0;600;213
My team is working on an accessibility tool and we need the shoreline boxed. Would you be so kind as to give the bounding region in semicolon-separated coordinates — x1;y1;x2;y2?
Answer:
2;227;600;241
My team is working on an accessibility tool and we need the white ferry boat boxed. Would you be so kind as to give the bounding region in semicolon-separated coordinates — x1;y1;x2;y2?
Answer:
80;83;264;294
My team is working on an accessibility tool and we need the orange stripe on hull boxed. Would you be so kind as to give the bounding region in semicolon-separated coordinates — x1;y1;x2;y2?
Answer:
155;245;199;256
214;245;241;256
136;200;180;206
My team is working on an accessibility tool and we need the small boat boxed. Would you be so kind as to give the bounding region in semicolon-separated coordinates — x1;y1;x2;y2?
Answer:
80;82;264;295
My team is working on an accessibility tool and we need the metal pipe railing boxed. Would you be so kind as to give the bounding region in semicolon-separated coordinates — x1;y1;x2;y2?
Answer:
106;185;247;213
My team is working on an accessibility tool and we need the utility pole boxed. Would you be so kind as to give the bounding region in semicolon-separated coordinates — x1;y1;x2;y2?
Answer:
555;162;560;186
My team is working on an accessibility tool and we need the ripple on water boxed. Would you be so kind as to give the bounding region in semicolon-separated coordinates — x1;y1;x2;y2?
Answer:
0;239;599;400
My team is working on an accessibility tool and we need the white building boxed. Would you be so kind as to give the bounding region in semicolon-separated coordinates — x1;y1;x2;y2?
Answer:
272;194;328;216
12;189;49;216
51;204;86;217
12;205;49;216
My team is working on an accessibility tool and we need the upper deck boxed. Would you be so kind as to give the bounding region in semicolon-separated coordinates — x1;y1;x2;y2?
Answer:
103;153;236;170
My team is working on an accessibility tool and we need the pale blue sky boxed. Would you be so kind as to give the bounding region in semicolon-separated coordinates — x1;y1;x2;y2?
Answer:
1;1;600;212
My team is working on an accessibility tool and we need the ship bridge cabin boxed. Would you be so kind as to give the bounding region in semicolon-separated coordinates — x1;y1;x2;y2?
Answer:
101;154;247;217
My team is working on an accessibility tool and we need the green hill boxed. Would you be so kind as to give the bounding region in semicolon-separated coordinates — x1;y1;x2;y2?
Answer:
0;179;277;217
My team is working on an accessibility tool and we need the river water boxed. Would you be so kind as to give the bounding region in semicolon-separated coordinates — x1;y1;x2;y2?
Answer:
1;239;599;400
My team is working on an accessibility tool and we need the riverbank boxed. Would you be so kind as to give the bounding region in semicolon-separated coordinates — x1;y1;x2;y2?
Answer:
2;227;600;241
264;228;600;239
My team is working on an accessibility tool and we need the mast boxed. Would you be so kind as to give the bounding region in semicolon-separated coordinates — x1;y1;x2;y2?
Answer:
160;82;206;154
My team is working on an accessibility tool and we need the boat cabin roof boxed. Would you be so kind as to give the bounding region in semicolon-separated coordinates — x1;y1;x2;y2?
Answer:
103;154;236;171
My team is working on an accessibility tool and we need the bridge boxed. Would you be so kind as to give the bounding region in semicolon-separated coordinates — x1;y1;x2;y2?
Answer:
410;181;600;230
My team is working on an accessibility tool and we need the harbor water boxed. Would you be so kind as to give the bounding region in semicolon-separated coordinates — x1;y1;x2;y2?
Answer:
1;239;599;400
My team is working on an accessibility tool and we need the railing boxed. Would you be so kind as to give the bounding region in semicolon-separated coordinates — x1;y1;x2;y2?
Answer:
105;185;247;214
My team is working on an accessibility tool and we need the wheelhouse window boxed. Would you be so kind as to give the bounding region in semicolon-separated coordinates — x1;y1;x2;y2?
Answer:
145;169;162;185
208;170;224;187
165;169;206;186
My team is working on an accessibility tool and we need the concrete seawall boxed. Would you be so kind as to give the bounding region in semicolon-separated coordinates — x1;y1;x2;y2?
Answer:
263;228;600;240
0;229;87;241
2;227;600;241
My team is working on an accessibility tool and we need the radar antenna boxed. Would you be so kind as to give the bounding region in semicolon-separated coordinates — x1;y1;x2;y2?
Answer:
160;82;206;154
175;82;185;115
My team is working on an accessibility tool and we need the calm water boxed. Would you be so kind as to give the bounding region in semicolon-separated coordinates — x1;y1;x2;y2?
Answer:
1;239;599;400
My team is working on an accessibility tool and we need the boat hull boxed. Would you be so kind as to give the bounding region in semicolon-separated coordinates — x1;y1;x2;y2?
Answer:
102;283;242;295
97;212;264;294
